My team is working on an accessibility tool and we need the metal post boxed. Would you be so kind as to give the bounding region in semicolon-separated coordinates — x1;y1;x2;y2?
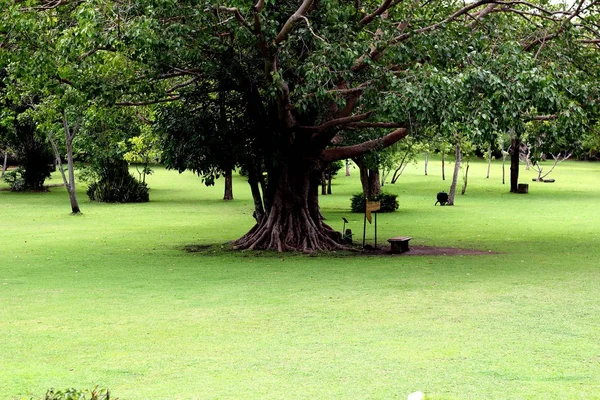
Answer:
363;198;367;247
374;212;377;249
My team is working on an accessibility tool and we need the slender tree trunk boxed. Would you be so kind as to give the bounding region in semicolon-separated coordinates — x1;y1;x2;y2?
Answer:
447;143;461;205
391;151;410;184
461;160;470;195
49;131;80;214
65;136;80;214
1;150;7;177
510;136;520;193
327;171;332;194
441;151;446;180
321;170;327;195
486;147;492;179
223;168;234;200
424;152;429;176
502;151;507;184
247;166;265;222
345;159;351;176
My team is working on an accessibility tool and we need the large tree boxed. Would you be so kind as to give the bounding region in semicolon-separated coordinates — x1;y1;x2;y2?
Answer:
2;0;597;250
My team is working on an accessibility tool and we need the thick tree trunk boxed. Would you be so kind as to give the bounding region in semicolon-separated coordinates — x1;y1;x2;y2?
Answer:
424;152;429;175
1;150;7;177
234;163;344;252
510;136;520;193
367;167;381;198
354;157;382;198
447;143;461;205
223;168;233;200
441;151;446;180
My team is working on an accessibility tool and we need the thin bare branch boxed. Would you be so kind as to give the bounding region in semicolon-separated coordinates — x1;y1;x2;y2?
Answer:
526;114;558;121
166;77;200;94
116;96;181;106
274;0;314;45
80;46;115;60
218;6;253;32
346;121;405;128
299;16;327;43
359;0;395;26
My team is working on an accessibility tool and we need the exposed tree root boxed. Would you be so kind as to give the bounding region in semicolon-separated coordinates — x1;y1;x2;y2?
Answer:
234;209;348;252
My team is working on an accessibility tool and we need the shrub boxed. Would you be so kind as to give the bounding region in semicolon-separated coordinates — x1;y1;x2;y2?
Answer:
86;158;149;203
350;192;399;213
2;167;44;192
43;387;113;400
3;169;26;192
11;119;54;190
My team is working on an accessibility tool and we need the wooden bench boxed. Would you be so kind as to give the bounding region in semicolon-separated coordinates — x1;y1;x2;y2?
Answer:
388;236;412;253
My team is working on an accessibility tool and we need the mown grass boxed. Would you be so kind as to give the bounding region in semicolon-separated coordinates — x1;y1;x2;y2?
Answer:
1;158;599;399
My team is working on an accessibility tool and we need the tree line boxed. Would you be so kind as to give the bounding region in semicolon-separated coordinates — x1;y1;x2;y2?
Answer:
1;0;599;251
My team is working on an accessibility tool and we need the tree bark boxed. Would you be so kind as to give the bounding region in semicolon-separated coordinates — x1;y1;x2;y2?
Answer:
48;130;81;214
486;146;491;179
223;168;234;200
247;166;265;222
510;136;520;193
321;170;327;195
441;151;446;180
327;170;332;194
236;125;406;252
1;150;7;177
367;167;381;198
65;134;80;214
447;143;461;205
234;162;343;252
461;160;470;195
345;159;351;176
424;152;429;175
355;157;382;198
502;151;507;184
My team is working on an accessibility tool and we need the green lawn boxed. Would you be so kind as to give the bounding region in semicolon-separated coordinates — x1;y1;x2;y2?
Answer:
1;159;599;399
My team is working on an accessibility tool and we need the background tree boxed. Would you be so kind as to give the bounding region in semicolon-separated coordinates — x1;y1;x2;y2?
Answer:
121;128;162;185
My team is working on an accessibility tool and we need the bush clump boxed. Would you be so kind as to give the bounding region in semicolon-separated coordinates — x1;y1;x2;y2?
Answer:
3;168;29;192
43;387;113;400
350;192;399;213
86;158;149;203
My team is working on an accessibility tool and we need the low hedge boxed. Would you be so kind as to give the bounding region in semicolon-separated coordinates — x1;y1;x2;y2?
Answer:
350;192;399;213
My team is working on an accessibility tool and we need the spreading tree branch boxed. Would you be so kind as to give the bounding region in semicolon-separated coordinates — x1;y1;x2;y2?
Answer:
300;111;375;134
274;0;314;45
359;0;396;26
321;128;408;162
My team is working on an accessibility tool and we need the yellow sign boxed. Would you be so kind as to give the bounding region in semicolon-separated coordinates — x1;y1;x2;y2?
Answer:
365;200;381;224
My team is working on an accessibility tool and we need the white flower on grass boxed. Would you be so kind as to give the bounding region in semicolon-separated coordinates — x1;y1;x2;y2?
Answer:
407;391;425;400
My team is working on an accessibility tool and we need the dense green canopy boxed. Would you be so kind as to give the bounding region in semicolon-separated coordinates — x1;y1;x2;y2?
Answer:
1;0;599;250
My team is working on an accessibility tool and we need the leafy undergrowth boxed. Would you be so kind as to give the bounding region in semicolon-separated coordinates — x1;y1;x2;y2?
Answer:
1;159;600;399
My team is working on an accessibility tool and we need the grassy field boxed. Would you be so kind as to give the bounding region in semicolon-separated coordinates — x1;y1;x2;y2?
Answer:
1;158;599;399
